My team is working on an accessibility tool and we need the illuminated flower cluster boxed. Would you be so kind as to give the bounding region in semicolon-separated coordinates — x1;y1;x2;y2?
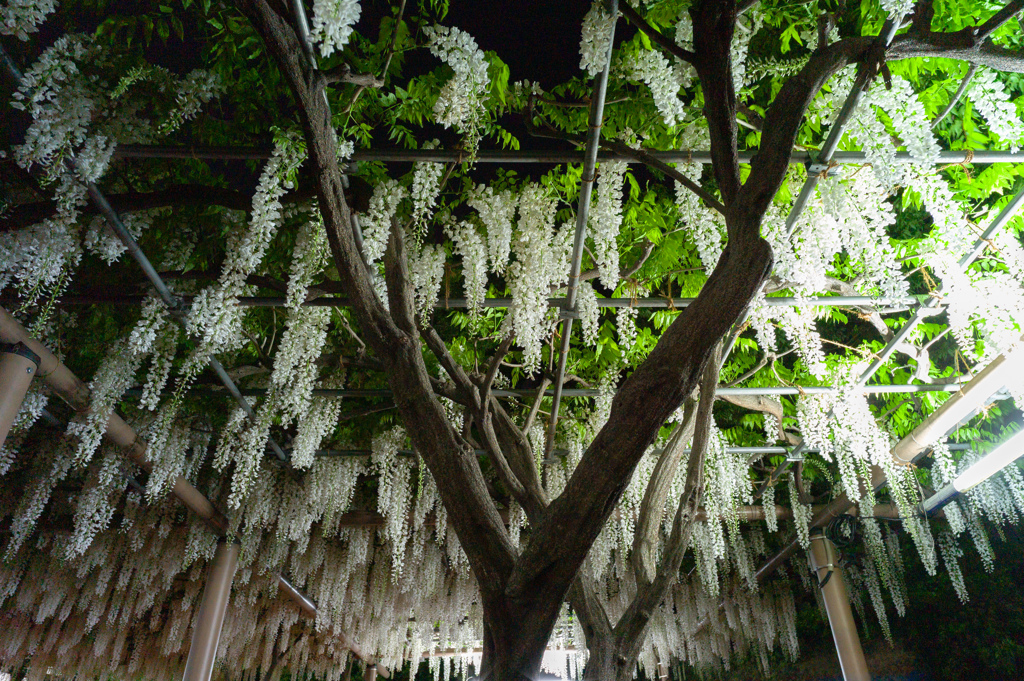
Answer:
590;160;627;289
468;184;516;275
507;183;572;373
310;0;361;58
622;48;688;126
423;25;490;149
0;0;57;40
579;1;616;75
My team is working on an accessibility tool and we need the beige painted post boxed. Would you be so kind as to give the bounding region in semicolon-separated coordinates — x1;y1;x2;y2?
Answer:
809;533;870;681
182;538;241;681
0;342;39;449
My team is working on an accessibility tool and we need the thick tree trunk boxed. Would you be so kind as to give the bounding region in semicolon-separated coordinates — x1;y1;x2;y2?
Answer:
581;636;624;681
482;604;555;680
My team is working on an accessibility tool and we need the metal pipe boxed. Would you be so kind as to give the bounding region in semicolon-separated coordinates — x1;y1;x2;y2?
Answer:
547;2;618;456
921;482;957;515
0;342;40;449
182;538;241;681
784;18;902;236
273;574;390;678
80;175;289;463
111;145;1024;166
759;185;1024;495
50;294;925;310
124;381;971;402
0;41;288;464
808;533;871;681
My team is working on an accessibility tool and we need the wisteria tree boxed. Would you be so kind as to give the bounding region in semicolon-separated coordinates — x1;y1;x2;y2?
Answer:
2;0;1024;679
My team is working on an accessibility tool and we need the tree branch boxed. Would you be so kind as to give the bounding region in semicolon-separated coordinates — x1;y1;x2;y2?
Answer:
578;238;655;286
738;35;875;225
619;2;697;65
976;0;1024;41
932;64;978;129
718;393;793;443
383;218;418;337
614;342;723;656
522;378;551;435
236;0;515;598
323;64;383;87
601;139;726;215
630;399;697;587
422;325;480;408
691;0;741;207
890;0;1024;72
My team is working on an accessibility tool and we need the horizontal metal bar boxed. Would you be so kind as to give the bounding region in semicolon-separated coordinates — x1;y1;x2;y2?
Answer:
113;145;1024;165
313;442;971;458
50;294;924;310
126;381;969;400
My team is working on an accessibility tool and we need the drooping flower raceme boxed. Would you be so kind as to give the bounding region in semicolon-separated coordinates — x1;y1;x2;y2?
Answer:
66;296;169;466
507;184;571;373
968;68;1024;151
408;241;446;320
185;135;305;361
467;184;516;275
449;221;488;318
359;178;407;266
590;160;627;289
846;75;940;189
424;24;490;150
291;373;345;469
730;11;762;92
622;48;688;126
579;1;616;76
577;281;601;345
309;0;361;58
410;145;445;243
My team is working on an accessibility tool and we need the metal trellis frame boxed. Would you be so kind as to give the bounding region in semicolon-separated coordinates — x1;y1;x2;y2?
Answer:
0;44;291;464
48;294;925;310
111;145;1024;165
545;1;619;456
125;381;976;400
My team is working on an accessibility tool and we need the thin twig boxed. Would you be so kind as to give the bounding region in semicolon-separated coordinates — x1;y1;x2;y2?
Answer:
342;0;407;113
619;2;697;65
932;64;978;129
480;332;515;411
522;378;552;434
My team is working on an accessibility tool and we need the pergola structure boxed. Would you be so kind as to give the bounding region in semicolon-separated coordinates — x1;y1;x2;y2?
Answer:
2;0;1024;679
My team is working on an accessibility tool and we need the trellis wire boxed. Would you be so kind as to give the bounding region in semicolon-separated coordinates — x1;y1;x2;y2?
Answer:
111;145;1024;165
125;381;972;400
47;294;925;309
0;45;290;464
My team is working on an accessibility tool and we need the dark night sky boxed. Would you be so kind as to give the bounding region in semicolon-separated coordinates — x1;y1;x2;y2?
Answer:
445;0;593;88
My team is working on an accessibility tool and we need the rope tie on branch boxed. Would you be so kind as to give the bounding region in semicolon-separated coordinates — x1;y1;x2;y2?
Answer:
937;149;975;176
816;159;840;180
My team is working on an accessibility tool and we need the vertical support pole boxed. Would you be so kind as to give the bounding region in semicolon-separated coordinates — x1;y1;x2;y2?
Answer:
808;533;870;681
364;664;377;681
0;342;40;449
183;538;240;681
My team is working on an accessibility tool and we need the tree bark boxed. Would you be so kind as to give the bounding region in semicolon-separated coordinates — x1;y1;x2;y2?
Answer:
576;345;723;681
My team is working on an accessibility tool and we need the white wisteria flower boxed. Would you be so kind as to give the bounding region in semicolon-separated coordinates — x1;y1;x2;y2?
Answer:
579;1;616;76
309;0;361;58
424;24;490;150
